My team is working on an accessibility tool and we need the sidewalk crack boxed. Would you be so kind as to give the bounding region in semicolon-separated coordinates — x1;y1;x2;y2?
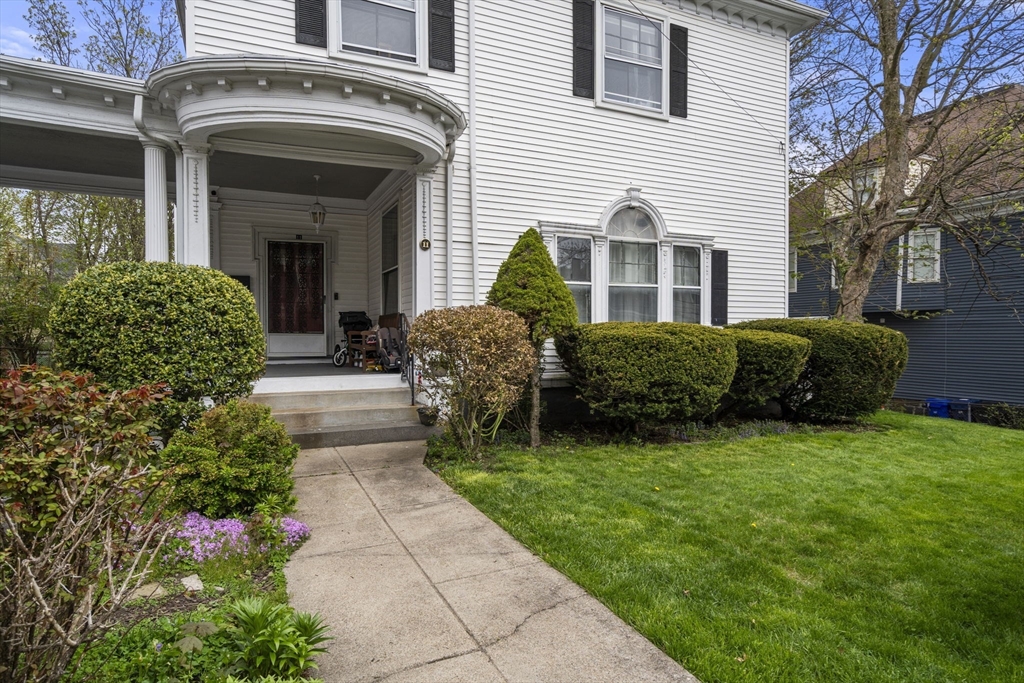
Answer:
483;595;580;648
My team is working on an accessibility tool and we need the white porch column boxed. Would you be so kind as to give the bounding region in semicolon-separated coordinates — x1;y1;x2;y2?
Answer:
414;173;435;317
142;142;168;262
180;143;211;267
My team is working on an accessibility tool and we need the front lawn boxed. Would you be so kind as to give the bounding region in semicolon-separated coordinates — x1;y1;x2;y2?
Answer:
435;412;1024;683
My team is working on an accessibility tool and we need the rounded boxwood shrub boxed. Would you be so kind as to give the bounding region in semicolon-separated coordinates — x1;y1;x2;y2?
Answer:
730;318;908;422
49;261;265;433
720;328;811;414
161;399;299;518
555;322;737;428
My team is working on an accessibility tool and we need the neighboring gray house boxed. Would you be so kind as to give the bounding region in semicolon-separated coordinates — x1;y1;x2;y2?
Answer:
789;216;1024;406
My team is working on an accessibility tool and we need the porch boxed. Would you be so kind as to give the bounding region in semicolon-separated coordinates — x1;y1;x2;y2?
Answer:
0;54;465;362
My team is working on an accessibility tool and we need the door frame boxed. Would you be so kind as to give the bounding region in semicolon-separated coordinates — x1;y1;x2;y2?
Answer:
253;226;336;358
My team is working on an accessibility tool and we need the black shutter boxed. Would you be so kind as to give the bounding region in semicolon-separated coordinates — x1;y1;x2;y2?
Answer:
573;0;595;98
429;0;456;72
711;250;728;326
669;24;688;118
295;0;326;47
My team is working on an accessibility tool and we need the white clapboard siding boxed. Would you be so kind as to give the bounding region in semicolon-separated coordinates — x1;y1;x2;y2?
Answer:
217;199;368;351
188;0;795;322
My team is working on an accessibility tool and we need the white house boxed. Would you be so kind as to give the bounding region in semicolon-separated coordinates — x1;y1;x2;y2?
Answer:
0;0;823;437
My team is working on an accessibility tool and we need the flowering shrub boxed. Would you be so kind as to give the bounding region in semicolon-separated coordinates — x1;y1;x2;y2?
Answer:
164;512;310;568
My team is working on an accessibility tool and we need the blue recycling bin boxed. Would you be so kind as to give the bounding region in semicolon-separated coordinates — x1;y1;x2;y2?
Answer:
925;398;950;419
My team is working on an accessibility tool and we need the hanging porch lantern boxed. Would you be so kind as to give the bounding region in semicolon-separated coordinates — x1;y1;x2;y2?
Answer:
309;174;326;232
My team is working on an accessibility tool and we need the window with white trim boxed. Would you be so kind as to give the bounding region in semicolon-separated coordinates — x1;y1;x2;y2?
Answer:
381;204;399;314
340;0;417;63
608;207;659;321
907;228;940;283
673;245;700;322
557;236;592;323
602;7;663;111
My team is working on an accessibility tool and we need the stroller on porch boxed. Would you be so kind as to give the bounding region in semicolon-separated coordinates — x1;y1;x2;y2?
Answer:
333;311;373;367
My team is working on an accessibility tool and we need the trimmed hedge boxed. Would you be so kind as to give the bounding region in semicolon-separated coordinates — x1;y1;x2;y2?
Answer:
721;328;811;414
555;322;737;427
49;262;265;433
730;318;908;422
162;400;299;518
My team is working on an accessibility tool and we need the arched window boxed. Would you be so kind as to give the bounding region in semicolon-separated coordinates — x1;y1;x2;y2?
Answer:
608;207;658;322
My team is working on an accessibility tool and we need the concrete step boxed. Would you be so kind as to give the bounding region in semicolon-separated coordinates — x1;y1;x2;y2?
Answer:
289;423;441;449
250;387;414;412
273;404;420;432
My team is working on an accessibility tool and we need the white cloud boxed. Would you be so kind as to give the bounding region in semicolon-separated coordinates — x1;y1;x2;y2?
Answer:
0;24;41;59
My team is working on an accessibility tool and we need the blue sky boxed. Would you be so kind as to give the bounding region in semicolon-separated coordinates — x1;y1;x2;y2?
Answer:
0;1;47;59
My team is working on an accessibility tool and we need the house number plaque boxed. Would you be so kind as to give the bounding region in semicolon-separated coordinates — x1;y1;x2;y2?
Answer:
420;239;431;250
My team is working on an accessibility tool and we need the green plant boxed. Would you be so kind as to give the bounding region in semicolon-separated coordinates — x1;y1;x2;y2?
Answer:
409;305;535;454
0;367;172;683
718;329;811;416
487;228;578;448
230;597;331;679
48;261;265;434
162;400;299;519
974;402;1024;430
555;322;737;429
731;318;908;422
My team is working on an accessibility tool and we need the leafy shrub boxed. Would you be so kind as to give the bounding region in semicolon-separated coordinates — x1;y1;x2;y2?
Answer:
409;305;535;453
555;322;737;428
719;329;811;415
49;261;265;434
231;596;332;679
162;400;299;519
0;367;172;683
730;318;909;422
0;240;61;368
487;228;578;447
974;403;1024;430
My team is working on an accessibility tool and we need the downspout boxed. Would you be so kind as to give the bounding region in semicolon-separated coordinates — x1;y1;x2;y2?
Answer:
134;94;183;259
445;141;456;308
468;0;479;304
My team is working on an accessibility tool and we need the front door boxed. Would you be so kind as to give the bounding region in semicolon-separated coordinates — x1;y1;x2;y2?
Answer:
265;240;327;357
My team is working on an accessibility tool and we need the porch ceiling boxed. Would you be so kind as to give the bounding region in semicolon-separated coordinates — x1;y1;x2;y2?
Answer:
209;152;392;200
0;123;173;184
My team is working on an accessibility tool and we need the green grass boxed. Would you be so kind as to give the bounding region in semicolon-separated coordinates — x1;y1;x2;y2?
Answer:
436;412;1024;683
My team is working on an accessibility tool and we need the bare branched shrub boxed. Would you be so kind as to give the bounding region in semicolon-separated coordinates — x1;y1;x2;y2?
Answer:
0;367;173;683
409;306;535;454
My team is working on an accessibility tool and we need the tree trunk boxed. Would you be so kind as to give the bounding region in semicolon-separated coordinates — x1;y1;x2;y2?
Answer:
530;346;542;448
834;236;889;321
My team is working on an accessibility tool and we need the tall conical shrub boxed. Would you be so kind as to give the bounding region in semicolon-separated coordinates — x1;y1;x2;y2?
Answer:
487;228;578;447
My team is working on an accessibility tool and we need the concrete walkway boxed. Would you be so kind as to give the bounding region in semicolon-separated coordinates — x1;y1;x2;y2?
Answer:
284;442;700;683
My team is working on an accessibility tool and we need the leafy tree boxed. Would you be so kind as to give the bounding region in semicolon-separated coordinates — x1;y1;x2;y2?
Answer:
487;228;578;447
790;0;1024;321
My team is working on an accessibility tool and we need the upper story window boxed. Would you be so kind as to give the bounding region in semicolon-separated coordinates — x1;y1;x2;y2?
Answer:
341;0;417;62
907;228;940;283
558;236;593;324
603;8;663;111
298;0;454;72
572;1;688;120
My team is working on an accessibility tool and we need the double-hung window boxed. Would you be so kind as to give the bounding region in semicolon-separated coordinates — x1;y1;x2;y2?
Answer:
558;236;593;323
907;228;939;283
602;7;663;112
673;246;700;323
608;207;658;322
340;0;417;63
381;205;399;314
